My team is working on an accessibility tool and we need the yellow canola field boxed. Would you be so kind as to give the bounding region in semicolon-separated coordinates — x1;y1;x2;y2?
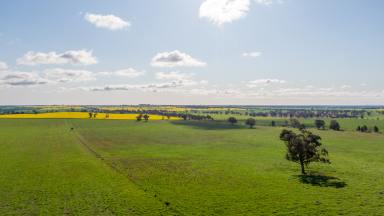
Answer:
101;106;188;112
0;112;181;120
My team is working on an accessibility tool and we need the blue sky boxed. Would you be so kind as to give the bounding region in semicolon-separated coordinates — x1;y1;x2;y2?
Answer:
0;0;383;105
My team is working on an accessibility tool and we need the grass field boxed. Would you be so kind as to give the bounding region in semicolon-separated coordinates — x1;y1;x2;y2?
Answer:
0;119;170;215
1;119;383;215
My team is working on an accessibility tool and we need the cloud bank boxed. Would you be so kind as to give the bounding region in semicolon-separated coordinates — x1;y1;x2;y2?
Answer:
44;68;95;83
17;50;97;66
0;72;49;86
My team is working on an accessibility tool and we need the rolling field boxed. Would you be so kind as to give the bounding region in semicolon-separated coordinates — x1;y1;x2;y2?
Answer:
0;119;383;215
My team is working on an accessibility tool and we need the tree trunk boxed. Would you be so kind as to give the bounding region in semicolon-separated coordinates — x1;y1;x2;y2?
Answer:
300;159;306;175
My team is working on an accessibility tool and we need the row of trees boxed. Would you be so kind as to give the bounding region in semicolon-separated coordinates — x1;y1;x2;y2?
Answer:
314;119;341;131
356;125;380;133
227;117;343;131
193;109;369;119
228;117;256;128
136;114;149;122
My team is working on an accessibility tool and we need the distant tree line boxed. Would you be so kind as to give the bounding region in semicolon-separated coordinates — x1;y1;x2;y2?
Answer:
188;109;371;119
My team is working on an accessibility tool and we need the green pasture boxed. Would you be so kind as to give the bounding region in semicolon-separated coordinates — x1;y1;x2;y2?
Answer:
0;119;383;215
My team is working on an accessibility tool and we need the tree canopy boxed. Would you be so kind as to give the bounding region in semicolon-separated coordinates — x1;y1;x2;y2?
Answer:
245;118;256;128
228;117;237;125
329;120;341;131
314;119;325;130
279;129;330;174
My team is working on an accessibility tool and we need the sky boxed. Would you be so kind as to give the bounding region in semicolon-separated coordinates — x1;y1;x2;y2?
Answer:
0;0;383;105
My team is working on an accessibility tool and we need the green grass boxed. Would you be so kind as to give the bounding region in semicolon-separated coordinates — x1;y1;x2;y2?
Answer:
1;119;384;215
0;119;170;215
73;119;384;215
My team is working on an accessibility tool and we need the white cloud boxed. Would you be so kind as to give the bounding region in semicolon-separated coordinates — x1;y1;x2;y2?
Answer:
44;68;95;83
254;0;273;5
98;68;145;78
85;71;206;92
242;52;262;58
84;13;130;30
0;61;8;71
88;81;188;92
199;0;250;26
340;84;351;89
247;79;286;88
0;72;49;86
17;50;97;66
151;50;206;67
156;71;194;80
113;68;145;77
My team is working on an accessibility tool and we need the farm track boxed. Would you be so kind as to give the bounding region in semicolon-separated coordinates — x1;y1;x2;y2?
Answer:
67;120;184;216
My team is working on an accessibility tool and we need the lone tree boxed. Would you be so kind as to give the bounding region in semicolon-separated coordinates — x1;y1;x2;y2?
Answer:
245;118;256;128
143;114;150;122
279;129;330;174
329;120;340;131
314;119;325;130
88;112;93;118
374;126;379;133
271;121;276;127
136;114;142;121
228;117;238;125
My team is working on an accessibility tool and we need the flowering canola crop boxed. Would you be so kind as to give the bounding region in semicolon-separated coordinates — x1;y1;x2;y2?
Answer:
0;112;181;120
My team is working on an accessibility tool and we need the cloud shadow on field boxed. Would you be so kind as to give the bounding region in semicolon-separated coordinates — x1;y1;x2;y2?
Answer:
171;120;247;130
297;173;347;188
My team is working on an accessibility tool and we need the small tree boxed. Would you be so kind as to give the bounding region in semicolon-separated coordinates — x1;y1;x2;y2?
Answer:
136;114;142;121
143;114;149;122
271;121;276;127
93;113;98;118
356;126;361;132
329;120;340;131
290;119;302;129
279;129;330;174
228;117;237;125
314;119;325;130
373;126;379;133
361;125;368;132
88;112;93;118
245;118;256;128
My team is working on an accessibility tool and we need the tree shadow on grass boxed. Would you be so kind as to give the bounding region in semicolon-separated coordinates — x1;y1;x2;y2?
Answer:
171;120;247;130
297;173;347;188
